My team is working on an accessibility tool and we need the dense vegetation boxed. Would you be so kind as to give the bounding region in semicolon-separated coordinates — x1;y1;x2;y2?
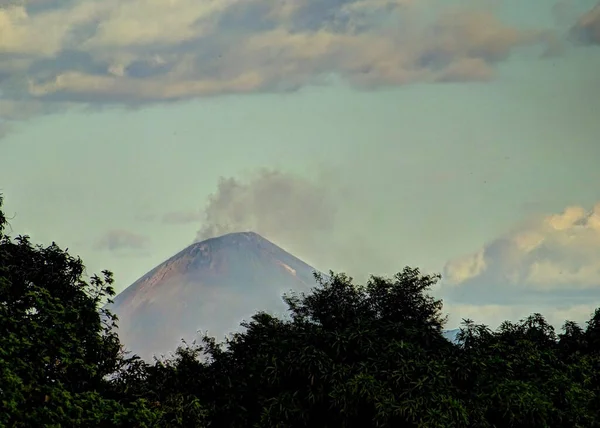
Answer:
2;194;600;427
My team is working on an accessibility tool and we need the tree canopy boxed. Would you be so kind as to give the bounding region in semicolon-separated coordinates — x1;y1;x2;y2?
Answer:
2;194;600;427
0;195;157;426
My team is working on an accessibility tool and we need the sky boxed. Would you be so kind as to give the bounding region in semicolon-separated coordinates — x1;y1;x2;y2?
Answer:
1;0;600;331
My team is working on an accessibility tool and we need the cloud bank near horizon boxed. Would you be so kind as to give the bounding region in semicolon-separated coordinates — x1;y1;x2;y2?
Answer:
442;202;600;328
1;0;596;136
445;203;600;291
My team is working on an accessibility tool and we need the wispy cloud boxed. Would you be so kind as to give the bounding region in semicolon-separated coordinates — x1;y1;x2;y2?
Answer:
0;0;567;135
94;229;150;251
162;210;203;225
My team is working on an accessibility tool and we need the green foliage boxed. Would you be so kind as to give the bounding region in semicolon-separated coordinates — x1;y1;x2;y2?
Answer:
131;271;600;428
0;195;158;426
3;193;600;427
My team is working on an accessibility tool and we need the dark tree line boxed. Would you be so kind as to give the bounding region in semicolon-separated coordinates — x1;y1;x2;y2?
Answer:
2;194;600;427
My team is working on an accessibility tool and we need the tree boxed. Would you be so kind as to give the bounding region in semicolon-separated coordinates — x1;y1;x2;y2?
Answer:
132;268;467;427
455;313;598;427
130;269;600;428
0;195;157;427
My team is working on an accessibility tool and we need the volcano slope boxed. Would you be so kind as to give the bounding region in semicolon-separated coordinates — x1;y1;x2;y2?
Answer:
106;232;322;361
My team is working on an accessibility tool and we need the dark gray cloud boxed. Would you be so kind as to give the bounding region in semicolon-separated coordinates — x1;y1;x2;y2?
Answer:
215;1;278;33
1;0;79;13
27;50;109;80
124;58;174;79
290;0;356;32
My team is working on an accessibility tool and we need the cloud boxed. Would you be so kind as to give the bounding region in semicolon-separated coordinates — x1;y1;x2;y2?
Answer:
94;229;150;251
444;301;598;331
442;202;600;309
570;2;600;45
0;0;561;135
162;210;203;225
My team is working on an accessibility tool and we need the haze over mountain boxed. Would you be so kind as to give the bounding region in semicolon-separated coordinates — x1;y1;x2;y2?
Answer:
107;232;325;360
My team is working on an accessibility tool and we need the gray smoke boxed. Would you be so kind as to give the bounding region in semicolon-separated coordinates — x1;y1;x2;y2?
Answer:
195;169;337;264
193;168;401;280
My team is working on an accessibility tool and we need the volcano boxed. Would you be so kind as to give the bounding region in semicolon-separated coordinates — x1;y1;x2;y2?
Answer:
107;232;323;360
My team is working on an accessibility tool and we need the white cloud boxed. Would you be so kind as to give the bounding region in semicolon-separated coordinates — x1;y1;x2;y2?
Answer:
444;202;600;291
444;248;487;285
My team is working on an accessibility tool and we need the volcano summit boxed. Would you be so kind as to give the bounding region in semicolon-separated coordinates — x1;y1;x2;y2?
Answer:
107;232;322;360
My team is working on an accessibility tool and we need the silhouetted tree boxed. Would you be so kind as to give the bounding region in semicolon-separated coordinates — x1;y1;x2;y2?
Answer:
134;271;600;428
0;194;157;426
133;269;467;427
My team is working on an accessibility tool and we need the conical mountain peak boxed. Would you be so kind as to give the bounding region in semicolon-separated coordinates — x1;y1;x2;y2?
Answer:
107;232;322;360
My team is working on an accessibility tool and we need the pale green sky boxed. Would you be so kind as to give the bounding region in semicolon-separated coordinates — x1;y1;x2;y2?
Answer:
1;0;600;328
